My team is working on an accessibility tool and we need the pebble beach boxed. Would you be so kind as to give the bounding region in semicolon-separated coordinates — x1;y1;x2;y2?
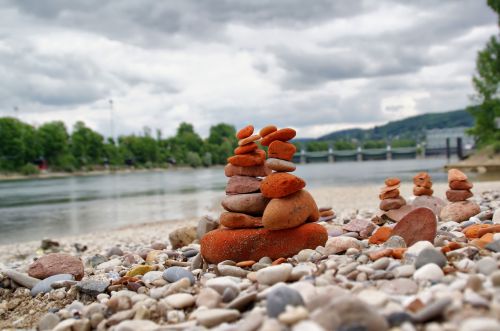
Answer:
1;179;500;330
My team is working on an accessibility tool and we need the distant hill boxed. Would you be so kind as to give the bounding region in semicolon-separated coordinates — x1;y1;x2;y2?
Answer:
317;109;473;142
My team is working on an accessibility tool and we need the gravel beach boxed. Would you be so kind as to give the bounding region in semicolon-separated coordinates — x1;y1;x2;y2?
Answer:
1;181;500;330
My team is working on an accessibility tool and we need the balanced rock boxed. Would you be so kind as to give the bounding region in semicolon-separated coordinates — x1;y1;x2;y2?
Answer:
450;180;473;190
260;173;305;199
440;201;481;222
28;253;84;280
224;164;271;177
448;168;467;182
221;193;270;215
266;158;296;172
259;125;277;137
268;141;296;161
227;152;264;167
392;207;437;246
200;223;327;263
380;196;406;211
220;212;263;228
260;128;296;146
262;190;319;230
226;176;261;195
446;189;473;202
234;142;258;155
236;125;254;139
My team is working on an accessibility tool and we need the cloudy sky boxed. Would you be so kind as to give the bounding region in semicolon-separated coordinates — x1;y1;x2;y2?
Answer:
0;0;497;138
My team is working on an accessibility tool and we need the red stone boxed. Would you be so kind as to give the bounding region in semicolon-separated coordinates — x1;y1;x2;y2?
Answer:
449;180;473;190
391;207;437;246
226;176;261;194
236;125;254;139
369;227;393;244
413;186;433;196
227;152;264;167
200;223;327;263
260;128;296;146
385;177;400;186
224;164;271;177
379;189;400;200
234;142;258;155
268;141;297;161
220;212;263;228
446;189;473;202
262;189;319;230
380;184;400;195
260;173;305;198
448;168;467;182
413;172;432;188
28;253;84;280
379;196;406;211
383;205;415;223
259;125;278;137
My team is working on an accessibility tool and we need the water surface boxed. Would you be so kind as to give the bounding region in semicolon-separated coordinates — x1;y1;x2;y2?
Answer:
0;158;491;244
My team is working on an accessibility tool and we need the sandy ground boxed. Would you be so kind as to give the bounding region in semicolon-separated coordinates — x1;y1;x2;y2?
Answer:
1;181;499;268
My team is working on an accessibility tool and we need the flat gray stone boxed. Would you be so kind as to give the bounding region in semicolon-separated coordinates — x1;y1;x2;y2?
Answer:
31;274;74;296
266;285;304;318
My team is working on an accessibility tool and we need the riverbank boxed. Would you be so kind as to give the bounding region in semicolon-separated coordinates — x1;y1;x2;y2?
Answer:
445;146;500;173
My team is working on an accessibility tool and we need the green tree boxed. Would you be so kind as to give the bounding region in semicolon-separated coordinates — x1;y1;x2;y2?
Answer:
37;121;73;170
70;121;105;168
467;0;500;147
0;117;26;170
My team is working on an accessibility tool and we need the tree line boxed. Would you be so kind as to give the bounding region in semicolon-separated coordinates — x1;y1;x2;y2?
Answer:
0;118;238;174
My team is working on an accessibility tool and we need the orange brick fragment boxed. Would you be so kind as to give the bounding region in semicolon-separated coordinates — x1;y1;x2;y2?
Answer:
272;257;287;265
236;260;256;268
368;248;393;261
369;227;392;244
391;248;406;259
463;224;491;239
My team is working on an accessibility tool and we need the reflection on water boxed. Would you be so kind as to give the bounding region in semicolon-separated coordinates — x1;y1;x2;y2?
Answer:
0;158;496;244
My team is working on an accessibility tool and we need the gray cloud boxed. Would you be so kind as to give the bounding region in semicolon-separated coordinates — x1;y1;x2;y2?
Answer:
0;0;497;137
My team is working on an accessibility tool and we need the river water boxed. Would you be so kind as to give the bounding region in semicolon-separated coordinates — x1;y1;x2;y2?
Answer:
0;158;494;244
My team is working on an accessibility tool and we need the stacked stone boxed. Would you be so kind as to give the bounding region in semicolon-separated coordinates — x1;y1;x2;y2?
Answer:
379;177;406;211
220;125;270;229
440;168;481;223
413;172;433;196
446;169;473;202
259;126;321;230
201;125;327;263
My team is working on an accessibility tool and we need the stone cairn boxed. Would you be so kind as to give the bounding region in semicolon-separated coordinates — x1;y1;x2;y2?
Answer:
439;168;481;223
446;168;473;202
201;125;328;263
413;172;433;196
379;177;406;212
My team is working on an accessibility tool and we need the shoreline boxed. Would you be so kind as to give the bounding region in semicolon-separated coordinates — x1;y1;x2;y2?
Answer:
0;165;226;182
1;180;499;256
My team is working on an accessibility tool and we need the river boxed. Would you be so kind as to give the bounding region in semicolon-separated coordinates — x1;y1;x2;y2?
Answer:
0;158;495;244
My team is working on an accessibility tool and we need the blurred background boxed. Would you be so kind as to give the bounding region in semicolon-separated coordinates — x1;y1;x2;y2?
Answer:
0;0;499;244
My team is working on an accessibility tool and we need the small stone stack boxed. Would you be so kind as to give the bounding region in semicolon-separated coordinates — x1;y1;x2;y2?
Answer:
220;125;270;228
201;125;327;263
411;172;446;216
379;177;406;212
440;168;481;222
446;169;473;202
413;172;433;196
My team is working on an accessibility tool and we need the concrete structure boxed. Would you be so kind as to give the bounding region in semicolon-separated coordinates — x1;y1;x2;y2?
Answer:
425;127;474;150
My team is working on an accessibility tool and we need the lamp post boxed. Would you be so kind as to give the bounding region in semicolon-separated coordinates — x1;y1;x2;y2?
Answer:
13;106;19;119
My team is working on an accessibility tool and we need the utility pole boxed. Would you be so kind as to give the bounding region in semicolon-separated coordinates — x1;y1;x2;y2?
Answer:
109;99;116;145
13;106;19;119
